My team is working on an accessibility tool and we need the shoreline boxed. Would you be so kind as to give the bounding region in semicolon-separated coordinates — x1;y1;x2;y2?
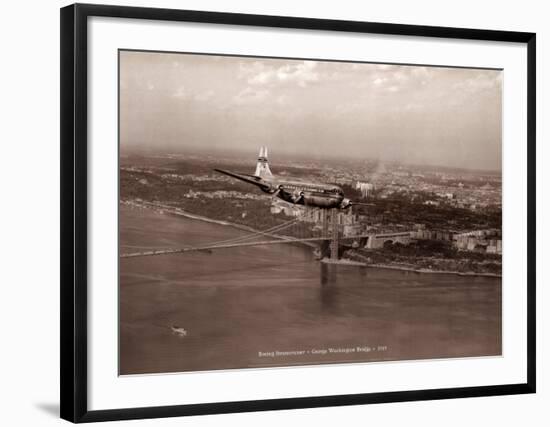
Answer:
123;200;317;248
123;200;501;278
364;262;501;278
327;257;501;278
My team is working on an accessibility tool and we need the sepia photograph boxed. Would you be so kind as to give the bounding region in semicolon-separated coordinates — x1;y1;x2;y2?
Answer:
118;49;502;376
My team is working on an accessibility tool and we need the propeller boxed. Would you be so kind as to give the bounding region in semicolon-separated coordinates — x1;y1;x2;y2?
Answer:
271;184;284;199
291;191;305;204
340;199;375;209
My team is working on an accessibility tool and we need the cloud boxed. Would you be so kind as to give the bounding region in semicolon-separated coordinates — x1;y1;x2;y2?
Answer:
452;72;502;93
194;90;215;102
232;87;270;105
276;94;289;106
411;67;432;78
172;85;188;98
370;68;412;91
240;60;320;87
403;102;423;111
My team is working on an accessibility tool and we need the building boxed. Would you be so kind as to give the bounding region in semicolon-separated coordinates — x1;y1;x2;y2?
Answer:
355;181;375;198
364;232;412;249
453;229;502;254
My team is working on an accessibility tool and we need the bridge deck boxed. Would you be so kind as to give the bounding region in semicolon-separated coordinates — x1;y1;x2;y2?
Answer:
120;234;371;259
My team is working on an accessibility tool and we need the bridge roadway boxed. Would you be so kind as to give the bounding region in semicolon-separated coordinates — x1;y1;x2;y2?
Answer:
120;234;372;259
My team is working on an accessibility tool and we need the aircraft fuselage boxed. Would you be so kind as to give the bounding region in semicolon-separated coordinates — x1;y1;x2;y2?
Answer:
261;177;345;209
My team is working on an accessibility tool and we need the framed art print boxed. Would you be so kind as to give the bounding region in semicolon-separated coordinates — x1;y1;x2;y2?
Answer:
60;3;536;423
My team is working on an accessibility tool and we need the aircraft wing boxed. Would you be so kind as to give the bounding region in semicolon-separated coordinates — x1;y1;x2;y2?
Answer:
214;169;271;191
341;200;376;209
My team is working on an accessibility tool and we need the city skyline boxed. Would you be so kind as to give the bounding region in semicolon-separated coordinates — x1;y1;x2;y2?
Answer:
120;50;502;171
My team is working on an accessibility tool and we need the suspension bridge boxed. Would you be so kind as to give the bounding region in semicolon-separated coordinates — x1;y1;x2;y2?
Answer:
120;202;373;260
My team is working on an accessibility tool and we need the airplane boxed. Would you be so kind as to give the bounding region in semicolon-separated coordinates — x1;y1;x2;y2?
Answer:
214;147;372;210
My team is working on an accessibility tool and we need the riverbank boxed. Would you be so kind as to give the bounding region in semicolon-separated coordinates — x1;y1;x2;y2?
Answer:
122;200;317;248
365;261;500;278
338;254;501;278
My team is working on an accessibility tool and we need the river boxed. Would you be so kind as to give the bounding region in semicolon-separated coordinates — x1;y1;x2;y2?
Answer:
119;204;501;375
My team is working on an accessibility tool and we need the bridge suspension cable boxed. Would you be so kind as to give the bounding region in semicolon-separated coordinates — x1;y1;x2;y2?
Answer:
134;201;301;244
120;213;303;259
198;217;300;246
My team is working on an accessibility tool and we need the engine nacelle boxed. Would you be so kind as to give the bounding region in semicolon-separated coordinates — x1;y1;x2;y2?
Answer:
339;198;353;209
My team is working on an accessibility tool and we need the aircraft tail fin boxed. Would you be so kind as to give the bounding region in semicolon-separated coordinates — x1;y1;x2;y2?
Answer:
254;146;273;178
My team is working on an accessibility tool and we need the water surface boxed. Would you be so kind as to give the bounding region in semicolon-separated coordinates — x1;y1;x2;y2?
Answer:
119;205;501;375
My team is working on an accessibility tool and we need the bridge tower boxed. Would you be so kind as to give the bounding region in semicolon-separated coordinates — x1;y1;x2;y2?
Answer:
330;208;339;260
322;209;329;237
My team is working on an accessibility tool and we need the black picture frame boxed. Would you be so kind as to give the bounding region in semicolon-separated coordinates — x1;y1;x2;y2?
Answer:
60;3;536;423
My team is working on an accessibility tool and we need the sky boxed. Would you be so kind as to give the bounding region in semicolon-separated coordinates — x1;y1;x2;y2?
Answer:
120;50;502;171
